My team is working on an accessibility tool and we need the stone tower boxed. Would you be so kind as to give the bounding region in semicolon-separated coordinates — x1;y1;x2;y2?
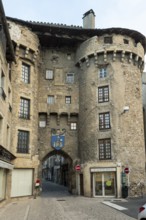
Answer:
76;32;145;197
4;10;146;200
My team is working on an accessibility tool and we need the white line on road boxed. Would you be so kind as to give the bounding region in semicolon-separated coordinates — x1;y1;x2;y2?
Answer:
102;201;128;210
23;205;30;220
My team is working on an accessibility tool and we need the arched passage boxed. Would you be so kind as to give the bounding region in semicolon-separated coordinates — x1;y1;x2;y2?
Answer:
40;150;74;193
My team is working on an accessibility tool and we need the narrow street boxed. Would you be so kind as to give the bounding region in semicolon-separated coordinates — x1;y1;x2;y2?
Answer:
0;180;136;220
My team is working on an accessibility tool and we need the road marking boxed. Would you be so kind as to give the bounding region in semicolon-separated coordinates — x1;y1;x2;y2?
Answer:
102;201;128;210
23;205;30;220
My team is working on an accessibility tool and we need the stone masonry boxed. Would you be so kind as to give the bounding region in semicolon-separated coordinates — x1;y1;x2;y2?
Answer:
1;8;145;201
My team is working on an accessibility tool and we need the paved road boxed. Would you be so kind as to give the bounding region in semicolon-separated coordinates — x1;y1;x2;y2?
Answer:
0;180;138;220
112;196;146;219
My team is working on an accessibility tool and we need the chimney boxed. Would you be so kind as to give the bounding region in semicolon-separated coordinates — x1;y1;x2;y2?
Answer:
82;9;95;29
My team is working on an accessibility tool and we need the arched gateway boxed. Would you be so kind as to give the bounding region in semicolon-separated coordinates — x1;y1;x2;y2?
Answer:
39;150;74;192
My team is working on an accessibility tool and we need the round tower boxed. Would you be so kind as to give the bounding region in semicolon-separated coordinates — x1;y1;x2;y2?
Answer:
76;31;145;197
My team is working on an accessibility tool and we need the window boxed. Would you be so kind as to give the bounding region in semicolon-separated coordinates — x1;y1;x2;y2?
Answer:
46;69;53;79
99;112;110;130
104;36;112;44
19;97;30;119
66;73;74;84
65;96;71;104
0;117;3;141
99;68;107;78
71;122;77;130
99;139;111;160
8;63;12;81
22;63;30;83
123;39;129;44
47;95;54;104
39;113;47;128
98;86;109;103
17;130;29;153
0;71;6;100
9;103;12;112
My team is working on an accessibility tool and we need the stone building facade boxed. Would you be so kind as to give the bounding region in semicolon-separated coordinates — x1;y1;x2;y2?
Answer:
0;5;146;202
0;0;15;203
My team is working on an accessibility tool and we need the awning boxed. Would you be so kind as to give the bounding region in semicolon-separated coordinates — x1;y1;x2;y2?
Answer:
0;160;14;170
0;145;16;163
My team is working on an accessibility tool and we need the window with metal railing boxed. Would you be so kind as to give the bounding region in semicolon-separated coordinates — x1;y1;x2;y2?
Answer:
99;112;110;130
98;86;109;103
17;130;29;153
99;138;111;160
22;63;30;83
19;97;30;119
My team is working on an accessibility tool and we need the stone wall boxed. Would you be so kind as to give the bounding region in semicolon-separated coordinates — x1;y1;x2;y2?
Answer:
76;34;145;196
9;20;40;175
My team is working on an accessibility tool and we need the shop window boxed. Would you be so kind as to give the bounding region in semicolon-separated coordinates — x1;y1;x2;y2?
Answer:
46;69;54;79
17;130;29;153
65;96;71;104
19;97;30;119
99;139;111;160
22;63;30;83
98;86;109;103
99;112;110;130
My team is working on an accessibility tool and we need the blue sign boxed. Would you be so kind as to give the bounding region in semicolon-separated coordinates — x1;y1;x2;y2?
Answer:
51;134;65;150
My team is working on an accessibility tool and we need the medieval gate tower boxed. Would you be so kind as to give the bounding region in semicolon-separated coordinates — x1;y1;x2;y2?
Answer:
2;9;145;199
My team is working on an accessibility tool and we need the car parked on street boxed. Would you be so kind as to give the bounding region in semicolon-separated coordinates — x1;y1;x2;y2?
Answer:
138;203;146;220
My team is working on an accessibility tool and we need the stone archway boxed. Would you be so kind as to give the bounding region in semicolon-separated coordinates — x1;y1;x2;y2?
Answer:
39;149;76;193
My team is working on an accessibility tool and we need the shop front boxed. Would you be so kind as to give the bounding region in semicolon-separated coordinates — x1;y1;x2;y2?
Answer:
0;145;15;201
91;167;117;197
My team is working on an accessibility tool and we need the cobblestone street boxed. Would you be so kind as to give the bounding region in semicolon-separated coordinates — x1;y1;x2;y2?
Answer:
0;181;136;220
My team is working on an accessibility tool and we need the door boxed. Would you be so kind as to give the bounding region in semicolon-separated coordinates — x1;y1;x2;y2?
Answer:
80;174;84;196
94;172;116;197
0;168;6;200
11;169;33;197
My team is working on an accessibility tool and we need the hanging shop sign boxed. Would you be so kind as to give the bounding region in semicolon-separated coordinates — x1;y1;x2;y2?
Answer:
51;129;66;150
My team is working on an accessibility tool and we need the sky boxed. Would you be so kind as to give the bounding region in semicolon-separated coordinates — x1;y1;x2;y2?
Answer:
2;0;146;36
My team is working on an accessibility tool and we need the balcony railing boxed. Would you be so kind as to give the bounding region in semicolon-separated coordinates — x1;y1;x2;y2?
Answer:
0;87;6;100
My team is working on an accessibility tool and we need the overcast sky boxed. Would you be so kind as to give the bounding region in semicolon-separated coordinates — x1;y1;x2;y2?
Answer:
2;0;146;36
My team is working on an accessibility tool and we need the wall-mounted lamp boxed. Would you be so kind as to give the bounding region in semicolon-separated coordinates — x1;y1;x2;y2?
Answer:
120;106;129;115
123;106;129;112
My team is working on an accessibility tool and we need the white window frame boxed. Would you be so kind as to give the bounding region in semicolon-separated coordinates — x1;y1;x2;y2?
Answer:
22;63;30;84
66;73;74;84
47;95;54;104
46;69;53;79
70;122;77;130
99;68;107;78
39;121;46;128
65;96;71;104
